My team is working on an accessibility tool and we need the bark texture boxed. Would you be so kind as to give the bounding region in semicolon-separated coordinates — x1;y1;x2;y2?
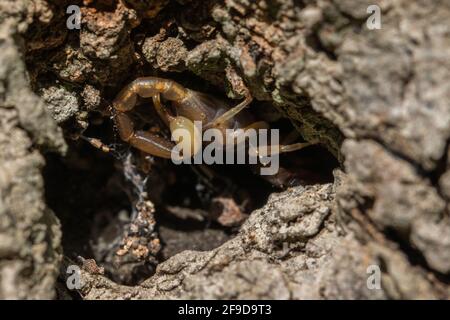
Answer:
0;0;449;299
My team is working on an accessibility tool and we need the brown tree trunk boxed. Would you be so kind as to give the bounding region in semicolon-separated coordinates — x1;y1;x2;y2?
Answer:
0;0;449;299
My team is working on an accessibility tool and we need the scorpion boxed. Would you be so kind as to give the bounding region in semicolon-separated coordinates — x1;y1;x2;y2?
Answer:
85;77;316;186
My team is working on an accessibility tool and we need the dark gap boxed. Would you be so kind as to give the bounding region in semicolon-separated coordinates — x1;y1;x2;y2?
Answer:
305;32;337;61
366;135;436;185
43;107;338;285
384;227;450;285
42;69;339;285
43;139;127;261
80;0;117;12
430;138;450;197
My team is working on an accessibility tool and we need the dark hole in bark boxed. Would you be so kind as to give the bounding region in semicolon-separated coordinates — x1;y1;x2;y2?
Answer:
43;99;339;285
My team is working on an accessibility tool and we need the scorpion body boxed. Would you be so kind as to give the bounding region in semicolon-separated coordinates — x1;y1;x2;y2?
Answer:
110;77;310;161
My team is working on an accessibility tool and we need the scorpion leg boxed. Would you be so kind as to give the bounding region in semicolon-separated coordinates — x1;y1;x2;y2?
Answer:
204;94;253;129
80;135;111;153
244;121;270;131
238;121;314;157
282;129;301;145
279;142;313;153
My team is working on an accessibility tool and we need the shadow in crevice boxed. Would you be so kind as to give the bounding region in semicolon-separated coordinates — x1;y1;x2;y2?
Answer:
384;227;450;286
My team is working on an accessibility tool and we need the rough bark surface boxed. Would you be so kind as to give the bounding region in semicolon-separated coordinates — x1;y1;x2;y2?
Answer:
0;0;66;299
0;0;449;299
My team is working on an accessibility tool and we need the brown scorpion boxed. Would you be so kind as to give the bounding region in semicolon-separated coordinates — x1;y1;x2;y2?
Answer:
84;77;319;186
